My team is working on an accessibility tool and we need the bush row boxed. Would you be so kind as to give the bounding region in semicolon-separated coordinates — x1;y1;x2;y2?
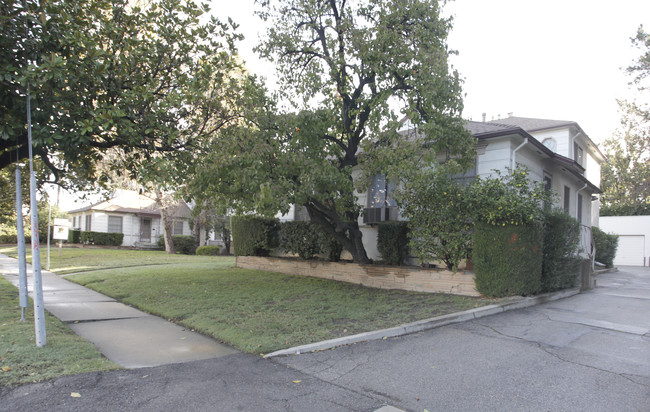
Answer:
0;234;31;244
157;235;197;255
231;216;343;261
79;231;124;246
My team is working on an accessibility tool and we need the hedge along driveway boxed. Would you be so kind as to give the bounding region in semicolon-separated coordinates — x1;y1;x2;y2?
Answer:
65;259;501;354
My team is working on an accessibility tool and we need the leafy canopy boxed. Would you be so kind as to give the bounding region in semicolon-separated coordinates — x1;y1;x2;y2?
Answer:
194;0;475;263
600;25;650;216
1;0;242;188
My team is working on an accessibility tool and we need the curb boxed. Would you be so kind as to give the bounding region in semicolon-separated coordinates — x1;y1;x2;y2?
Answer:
594;267;618;275
264;287;581;358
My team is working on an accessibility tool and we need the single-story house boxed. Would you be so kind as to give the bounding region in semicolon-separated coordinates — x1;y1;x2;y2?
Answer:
599;216;650;266
285;115;605;262
67;190;192;247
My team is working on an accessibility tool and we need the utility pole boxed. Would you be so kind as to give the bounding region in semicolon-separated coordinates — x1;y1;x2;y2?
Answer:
15;167;28;321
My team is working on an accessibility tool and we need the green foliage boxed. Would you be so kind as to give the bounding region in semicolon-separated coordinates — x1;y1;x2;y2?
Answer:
0;234;30;244
156;234;197;255
231;216;280;257
1;0;245;191
195;0;475;263
472;167;550;227
600;101;650;216
377;222;410;266
592;227;619;268
171;235;197;255
472;223;543;297
196;245;221;256
68;229;81;244
600;27;650;216
399;166;549;271
279;221;322;260
278;221;342;261
541;210;581;292
398;169;474;270
80;231;124;246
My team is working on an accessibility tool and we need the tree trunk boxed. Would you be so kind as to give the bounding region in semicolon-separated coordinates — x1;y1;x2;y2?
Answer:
154;188;175;254
306;203;371;264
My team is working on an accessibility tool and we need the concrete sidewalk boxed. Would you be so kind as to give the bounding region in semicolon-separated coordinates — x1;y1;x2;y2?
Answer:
0;254;237;368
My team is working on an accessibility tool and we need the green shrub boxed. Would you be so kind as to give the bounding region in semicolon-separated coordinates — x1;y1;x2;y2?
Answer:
0;234;31;244
280;221;321;259
196;245;221;256
541;210;582;292
172;235;197;255
80;231;124;246
231;215;280;256
472;223;543;297
279;221;344;261
157;235;197;254
592;227;619;268
68;229;81;243
377;221;409;265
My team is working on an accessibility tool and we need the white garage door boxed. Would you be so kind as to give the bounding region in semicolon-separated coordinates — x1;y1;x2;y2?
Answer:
614;235;645;266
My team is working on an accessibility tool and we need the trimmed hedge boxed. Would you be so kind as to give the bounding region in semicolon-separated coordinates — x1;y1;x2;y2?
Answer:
80;231;124;246
472;223;543;297
231;215;280;257
196;245;221;256
0;234;31;244
157;235;197;255
541;210;582;292
592;226;619;268
68;229;81;243
377;221;409;266
279;221;343;261
280;221;321;259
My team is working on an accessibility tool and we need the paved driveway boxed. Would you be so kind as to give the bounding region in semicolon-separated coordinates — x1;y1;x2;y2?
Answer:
275;267;650;411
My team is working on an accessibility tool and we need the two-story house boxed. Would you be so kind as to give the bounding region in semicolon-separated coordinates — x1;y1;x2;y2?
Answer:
355;116;604;261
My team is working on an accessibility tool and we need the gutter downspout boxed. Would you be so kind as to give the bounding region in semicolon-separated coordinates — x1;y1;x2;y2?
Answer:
575;183;588;219
570;131;583;160
511;138;528;171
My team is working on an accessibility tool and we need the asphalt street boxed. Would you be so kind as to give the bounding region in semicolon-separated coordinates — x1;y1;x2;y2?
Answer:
1;267;648;411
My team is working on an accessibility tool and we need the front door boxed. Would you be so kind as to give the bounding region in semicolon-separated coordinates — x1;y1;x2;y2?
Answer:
140;218;152;242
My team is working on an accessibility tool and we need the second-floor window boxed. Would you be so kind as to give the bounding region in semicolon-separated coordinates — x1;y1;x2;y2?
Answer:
574;142;584;166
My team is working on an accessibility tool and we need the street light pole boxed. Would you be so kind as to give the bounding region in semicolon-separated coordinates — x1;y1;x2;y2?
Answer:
15;167;28;321
26;83;47;347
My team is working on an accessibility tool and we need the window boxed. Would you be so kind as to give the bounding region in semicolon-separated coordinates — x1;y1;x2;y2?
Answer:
574;142;584;165
173;220;184;235
85;215;92;231
542;138;557;152
452;162;477;185
563;186;570;213
577;194;583;224
72;216;76;228
108;216;123;233
543;173;552;210
368;174;397;208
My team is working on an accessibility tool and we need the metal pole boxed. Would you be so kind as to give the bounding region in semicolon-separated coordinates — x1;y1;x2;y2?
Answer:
15;168;28;321
26;83;47;347
47;201;51;270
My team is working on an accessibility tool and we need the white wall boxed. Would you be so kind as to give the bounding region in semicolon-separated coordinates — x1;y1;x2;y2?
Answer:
599;216;650;266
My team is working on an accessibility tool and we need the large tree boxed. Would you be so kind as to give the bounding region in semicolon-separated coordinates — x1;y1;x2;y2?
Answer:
1;0;242;187
193;0;475;263
601;26;650;216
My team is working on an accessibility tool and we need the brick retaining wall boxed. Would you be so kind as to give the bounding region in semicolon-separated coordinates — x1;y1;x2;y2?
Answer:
236;256;480;297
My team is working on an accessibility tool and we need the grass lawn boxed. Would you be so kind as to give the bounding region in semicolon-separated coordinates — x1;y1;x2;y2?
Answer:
0;277;119;387
0;245;228;274
65;257;501;355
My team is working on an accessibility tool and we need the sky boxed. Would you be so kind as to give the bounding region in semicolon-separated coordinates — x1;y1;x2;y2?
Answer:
217;0;650;144
55;0;650;210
